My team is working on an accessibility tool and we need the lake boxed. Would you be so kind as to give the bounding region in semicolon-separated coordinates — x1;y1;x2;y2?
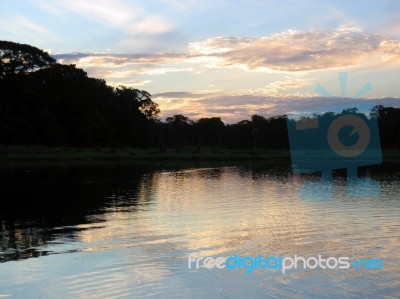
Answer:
0;161;399;298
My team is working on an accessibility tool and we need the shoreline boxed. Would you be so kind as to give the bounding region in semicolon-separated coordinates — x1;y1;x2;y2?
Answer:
0;146;291;162
0;146;399;163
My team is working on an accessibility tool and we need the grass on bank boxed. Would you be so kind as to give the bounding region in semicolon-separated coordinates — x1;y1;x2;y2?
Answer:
0;145;292;162
0;146;399;162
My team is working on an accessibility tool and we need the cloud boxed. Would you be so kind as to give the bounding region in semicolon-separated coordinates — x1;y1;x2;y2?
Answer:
51;26;400;115
158;94;400;123
188;26;400;71
234;77;316;96
0;16;49;37
58;0;132;26
107;79;152;87
126;15;174;35
53;52;195;87
16;16;48;33
154;92;279;122
385;1;400;35
144;67;192;75
188;36;256;55
55;26;400;82
265;78;313;91
154;92;213;98
54;53;184;67
32;0;174;35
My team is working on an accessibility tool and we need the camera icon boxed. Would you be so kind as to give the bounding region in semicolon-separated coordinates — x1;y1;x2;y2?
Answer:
286;74;382;200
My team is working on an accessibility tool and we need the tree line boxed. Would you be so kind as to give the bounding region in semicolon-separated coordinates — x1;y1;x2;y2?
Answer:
1;40;399;150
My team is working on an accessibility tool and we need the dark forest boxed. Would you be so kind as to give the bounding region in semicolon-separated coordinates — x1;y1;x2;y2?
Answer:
1;40;399;151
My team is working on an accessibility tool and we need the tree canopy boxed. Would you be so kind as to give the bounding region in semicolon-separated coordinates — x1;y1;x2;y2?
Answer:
0;40;159;147
0;40;56;79
1;40;399;150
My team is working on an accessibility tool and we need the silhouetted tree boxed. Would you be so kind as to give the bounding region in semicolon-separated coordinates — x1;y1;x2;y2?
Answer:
374;105;400;149
1;40;399;151
0;40;55;79
0;41;159;147
195;117;225;146
165;115;194;148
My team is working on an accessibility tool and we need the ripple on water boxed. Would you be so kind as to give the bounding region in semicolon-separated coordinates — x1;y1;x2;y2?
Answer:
0;165;399;298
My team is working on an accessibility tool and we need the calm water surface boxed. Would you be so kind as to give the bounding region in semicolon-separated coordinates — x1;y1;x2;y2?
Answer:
0;162;399;298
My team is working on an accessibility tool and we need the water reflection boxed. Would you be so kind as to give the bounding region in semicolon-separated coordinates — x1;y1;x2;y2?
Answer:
0;163;151;262
0;162;399;298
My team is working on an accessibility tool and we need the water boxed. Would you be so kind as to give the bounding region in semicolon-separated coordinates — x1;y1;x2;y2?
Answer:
0;162;399;298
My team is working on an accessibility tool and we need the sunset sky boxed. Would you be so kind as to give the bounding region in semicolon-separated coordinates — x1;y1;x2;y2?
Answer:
1;0;400;122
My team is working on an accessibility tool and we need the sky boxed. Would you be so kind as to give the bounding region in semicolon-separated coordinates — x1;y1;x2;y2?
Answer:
1;0;400;122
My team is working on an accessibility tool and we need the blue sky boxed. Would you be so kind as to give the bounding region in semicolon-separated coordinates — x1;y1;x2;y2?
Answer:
1;0;399;122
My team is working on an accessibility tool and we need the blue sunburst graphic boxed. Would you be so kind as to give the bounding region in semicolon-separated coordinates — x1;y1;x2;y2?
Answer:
315;72;373;98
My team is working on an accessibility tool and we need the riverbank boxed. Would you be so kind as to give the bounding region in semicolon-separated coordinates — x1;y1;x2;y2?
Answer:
0;146;294;162
0;146;399;163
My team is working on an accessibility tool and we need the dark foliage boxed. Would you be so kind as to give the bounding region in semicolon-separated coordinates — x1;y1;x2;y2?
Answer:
0;41;159;147
374;105;400;149
0;40;56;79
1;40;399;150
